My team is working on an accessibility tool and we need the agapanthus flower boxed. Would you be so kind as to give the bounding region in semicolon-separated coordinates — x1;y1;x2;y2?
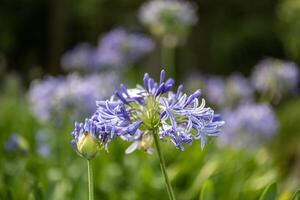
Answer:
139;0;198;47
52;73;119;120
204;76;226;106
28;76;64;121
5;134;29;155
71;118;113;159
220;103;278;148
226;73;254;104
251;58;299;101
61;43;94;71
28;72;118;122
84;70;224;154
89;28;154;69
204;74;254;107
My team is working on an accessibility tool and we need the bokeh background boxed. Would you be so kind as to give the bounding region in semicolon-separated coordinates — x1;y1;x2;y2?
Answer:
0;0;300;199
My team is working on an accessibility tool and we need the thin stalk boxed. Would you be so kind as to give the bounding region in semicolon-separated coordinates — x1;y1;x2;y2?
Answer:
87;159;94;200
291;189;300;200
153;132;176;200
161;43;176;78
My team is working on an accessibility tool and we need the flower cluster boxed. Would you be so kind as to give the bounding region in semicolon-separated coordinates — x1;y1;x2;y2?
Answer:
61;43;93;71
220;103;278;148
204;74;254;107
139;0;198;47
90;28;154;69
251;58;299;101
61;28;154;71
28;76;64;121
72;70;224;159
28;72;118;122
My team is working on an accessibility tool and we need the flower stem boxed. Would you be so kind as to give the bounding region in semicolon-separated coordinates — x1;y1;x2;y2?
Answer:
87;159;94;200
153;132;176;200
291;189;300;200
161;43;176;79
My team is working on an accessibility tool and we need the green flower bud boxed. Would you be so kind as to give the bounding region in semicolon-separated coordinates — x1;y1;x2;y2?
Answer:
77;132;100;160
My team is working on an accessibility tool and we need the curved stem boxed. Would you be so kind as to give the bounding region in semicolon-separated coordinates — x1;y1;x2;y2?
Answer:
87;159;94;200
153;132;176;200
291;189;300;200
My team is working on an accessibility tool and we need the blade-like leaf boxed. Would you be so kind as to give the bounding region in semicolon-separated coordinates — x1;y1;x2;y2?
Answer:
199;179;215;200
259;183;277;200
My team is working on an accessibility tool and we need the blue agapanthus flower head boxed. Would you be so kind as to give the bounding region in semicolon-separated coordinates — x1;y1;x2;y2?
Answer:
82;70;224;154
204;73;254;107
220;103;278;148
61;43;94;71
139;0;198;47
251;58;299;101
89;28;154;69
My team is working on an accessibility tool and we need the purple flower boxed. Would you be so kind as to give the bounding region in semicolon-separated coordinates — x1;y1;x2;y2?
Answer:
226;73;254;104
220;103;278;147
61;43;94;71
53;73;119;120
28;73;119;122
28;76;64;122
72;118;106;159
203;74;254;107
90;70;224;153
89;28;154;69
204;76;226;106
5;134;29;155
251;58;299;100
139;0;198;47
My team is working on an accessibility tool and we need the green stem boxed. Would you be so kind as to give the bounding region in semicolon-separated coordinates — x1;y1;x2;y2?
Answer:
153;132;176;200
87;159;94;200
161;43;176;78
291;189;300;200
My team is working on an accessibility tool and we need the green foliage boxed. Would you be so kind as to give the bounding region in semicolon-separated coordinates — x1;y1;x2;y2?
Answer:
199;180;215;200
277;0;300;61
291;189;300;200
259;183;277;200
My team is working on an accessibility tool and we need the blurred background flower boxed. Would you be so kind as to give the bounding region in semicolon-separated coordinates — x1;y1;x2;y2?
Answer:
220;103;278;148
251;58;299;102
28;72;119;122
139;0;197;47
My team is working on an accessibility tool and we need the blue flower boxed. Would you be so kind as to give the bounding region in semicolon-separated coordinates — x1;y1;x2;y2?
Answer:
61;28;154;72
93;70;224;153
28;73;119;122
251;58;299;101
71;118;113;159
89;28;154;69
203;74;254;107
139;0;198;47
220;103;278;148
61;43;94;71
5;134;29;155
28;76;64;122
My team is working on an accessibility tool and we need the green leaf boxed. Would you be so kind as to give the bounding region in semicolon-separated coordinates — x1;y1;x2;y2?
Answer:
259;183;277;200
291;189;300;200
199;179;215;200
